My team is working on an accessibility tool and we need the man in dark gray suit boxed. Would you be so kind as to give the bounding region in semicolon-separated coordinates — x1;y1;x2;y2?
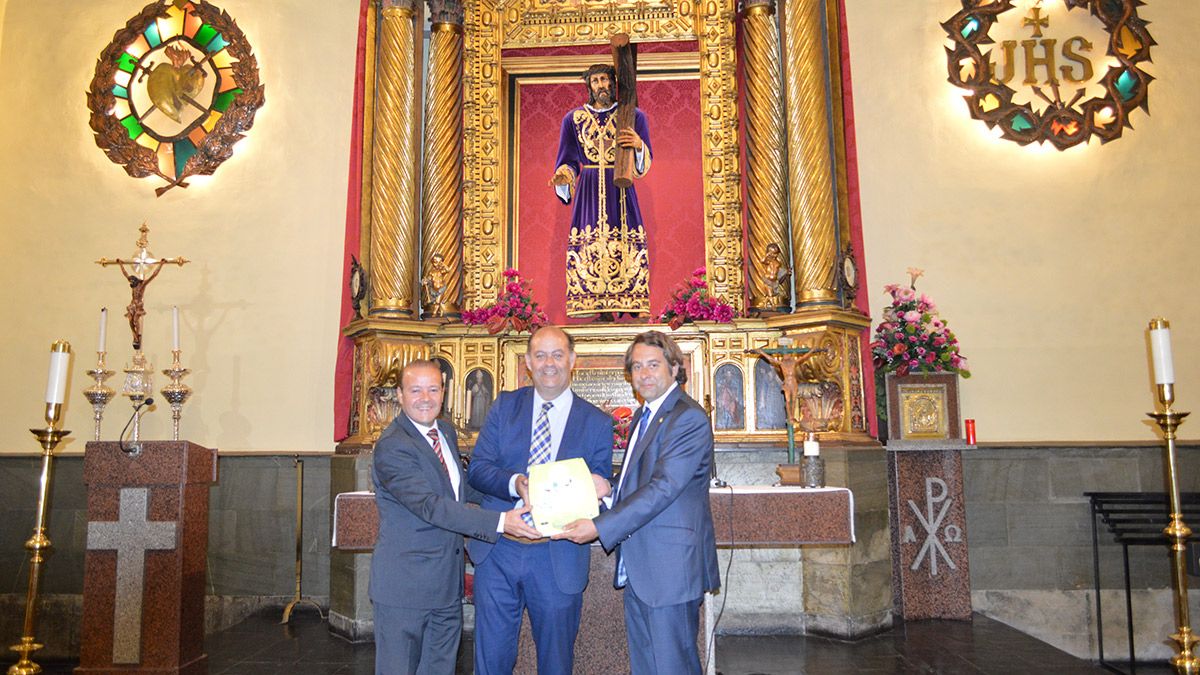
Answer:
555;330;720;674
370;360;541;675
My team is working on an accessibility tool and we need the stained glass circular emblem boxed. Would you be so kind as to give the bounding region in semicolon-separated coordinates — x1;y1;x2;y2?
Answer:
87;0;264;195
943;0;1153;150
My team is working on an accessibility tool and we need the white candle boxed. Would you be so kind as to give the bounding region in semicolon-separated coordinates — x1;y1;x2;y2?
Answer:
44;342;71;405
1149;319;1174;385
98;307;107;353
173;306;180;351
803;437;820;457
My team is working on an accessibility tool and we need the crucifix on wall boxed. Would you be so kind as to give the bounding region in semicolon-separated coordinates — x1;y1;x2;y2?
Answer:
96;223;189;350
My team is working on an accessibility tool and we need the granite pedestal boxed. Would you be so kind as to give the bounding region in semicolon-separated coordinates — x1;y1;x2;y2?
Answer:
76;441;218;675
887;440;972;620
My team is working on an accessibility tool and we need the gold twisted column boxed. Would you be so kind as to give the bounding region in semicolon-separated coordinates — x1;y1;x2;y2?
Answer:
420;6;464;318
369;0;421;316
742;0;790;313
783;0;838;307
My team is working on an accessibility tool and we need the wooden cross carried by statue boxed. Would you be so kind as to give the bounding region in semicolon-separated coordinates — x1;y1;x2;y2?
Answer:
96;223;189;350
611;33;638;188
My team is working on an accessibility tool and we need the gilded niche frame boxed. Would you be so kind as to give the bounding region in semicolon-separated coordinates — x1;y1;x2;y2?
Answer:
462;0;744;313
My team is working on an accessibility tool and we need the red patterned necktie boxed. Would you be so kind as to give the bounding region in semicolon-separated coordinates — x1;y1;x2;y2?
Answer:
427;428;450;477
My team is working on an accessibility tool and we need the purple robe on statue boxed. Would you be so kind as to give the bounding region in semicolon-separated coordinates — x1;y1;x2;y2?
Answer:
554;102;652;317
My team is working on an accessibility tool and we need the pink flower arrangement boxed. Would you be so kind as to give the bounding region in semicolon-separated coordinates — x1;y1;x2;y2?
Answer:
869;268;970;378
656;267;736;330
461;268;549;334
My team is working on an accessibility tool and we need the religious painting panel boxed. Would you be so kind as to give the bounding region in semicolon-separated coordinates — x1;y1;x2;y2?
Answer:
713;363;745;431
433;357;454;419
465;368;495;430
754;356;786;430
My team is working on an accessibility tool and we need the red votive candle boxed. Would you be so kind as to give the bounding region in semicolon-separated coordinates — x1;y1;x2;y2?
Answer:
965;419;976;445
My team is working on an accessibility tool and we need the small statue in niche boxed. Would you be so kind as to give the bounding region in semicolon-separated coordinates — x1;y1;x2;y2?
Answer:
762;242;791;308
421;252;452;318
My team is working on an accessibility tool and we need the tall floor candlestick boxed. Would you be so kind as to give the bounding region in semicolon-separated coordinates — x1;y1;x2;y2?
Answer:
1146;319;1198;675
9;342;72;675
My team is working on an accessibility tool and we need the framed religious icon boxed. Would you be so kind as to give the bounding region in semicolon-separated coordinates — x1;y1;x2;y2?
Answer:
885;373;962;441
87;0;264;195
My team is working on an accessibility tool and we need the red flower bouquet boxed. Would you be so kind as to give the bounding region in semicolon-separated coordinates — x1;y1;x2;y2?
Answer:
462;268;549;335
656;267;736;330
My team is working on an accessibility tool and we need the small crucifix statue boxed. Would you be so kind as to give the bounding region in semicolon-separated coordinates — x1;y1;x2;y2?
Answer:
96;223;189;350
747;339;826;463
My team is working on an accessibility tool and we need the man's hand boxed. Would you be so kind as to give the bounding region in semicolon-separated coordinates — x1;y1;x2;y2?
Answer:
514;474;531;505
591;473;612;500
616;128;644;151
549;165;575;187
552;518;599;544
503;505;542;539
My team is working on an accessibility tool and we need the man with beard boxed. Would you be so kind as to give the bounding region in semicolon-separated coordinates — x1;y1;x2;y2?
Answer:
554;330;720;675
467;326;615;673
551;63;653;319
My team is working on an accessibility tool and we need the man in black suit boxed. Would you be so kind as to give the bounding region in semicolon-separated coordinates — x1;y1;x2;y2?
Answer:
370;360;541;675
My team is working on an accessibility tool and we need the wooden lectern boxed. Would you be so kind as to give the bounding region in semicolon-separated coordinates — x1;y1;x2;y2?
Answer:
76;441;218;675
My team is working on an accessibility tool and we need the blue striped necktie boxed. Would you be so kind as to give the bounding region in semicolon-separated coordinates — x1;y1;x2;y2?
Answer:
529;401;554;467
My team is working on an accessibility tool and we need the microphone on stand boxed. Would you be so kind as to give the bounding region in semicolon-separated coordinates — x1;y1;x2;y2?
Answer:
119;397;155;455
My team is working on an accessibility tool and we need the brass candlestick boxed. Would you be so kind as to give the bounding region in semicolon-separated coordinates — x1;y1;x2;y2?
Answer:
160;350;192;441
83;352;115;441
1148;380;1198;675
9;392;72;673
122;350;153;442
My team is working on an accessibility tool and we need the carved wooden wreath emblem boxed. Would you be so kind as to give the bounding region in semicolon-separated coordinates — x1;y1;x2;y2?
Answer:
943;0;1153;150
87;0;264;195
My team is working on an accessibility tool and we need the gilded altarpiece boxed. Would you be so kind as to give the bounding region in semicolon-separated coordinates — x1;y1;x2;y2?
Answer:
343;0;873;447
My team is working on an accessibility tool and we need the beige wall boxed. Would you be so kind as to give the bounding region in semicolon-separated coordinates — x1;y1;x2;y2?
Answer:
846;1;1200;441
0;1;359;454
0;1;1193;453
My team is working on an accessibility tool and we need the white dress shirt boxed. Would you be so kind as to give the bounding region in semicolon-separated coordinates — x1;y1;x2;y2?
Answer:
613;382;678;503
509;388;576;498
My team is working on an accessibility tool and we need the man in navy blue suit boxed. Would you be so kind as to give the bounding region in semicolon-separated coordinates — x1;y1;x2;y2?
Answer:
370;360;541;675
556;330;720;675
467;326;615;674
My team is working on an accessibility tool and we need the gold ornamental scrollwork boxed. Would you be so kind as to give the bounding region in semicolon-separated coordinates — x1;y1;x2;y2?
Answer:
462;0;741;314
502;0;697;48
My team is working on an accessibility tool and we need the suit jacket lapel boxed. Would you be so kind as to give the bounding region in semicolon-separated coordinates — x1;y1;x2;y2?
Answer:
398;415;455;498
560;393;587;460
513;388;534;467
623;387;683;490
436;420;464;503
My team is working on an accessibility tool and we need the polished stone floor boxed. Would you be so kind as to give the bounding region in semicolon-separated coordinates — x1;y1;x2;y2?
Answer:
31;608;1172;674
